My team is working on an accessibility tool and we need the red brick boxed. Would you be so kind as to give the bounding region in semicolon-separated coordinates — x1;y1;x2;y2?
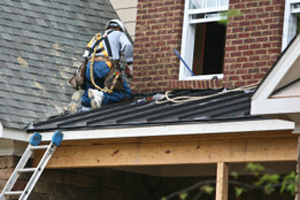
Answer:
133;0;284;91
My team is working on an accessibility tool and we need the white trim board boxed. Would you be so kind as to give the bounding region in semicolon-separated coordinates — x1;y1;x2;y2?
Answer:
1;120;294;142
0;123;29;141
28;119;294;142
251;34;300;116
0;123;29;156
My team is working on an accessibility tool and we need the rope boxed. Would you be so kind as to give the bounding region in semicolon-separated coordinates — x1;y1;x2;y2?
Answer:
155;82;259;104
89;34;112;93
108;71;122;93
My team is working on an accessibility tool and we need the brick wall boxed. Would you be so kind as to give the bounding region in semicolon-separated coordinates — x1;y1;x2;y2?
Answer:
223;0;285;88
132;0;285;93
131;0;185;93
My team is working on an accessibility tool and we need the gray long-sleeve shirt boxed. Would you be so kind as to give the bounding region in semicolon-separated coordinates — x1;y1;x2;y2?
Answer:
83;30;133;63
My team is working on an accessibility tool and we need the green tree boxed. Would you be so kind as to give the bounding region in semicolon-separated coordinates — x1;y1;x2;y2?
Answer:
161;163;296;200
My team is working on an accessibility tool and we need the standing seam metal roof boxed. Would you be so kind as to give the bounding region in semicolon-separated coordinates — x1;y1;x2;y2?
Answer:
27;88;260;132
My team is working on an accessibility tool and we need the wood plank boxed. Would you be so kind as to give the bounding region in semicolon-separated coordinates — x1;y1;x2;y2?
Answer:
59;130;294;146
296;135;300;200
34;131;298;168
216;162;228;200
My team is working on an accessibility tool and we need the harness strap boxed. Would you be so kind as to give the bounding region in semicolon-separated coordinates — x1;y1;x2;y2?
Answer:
104;36;112;58
89;30;116;93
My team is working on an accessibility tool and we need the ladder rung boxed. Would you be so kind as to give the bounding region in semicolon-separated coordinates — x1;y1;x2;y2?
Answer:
17;168;37;173
4;191;23;196
0;132;63;200
30;145;49;150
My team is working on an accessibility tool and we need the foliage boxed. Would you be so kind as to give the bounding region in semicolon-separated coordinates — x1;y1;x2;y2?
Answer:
230;171;239;180
200;185;215;195
245;162;265;176
179;192;188;200
219;9;242;26
161;163;296;200
233;162;296;197
234;187;245;198
280;171;296;195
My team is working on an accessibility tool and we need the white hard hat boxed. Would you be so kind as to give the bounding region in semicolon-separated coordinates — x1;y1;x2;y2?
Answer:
106;19;125;32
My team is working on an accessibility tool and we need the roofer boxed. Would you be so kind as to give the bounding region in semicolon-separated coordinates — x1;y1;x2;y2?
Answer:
68;19;133;114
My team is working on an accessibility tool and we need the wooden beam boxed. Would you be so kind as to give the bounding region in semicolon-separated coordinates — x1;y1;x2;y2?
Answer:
34;131;297;168
216;162;228;200
295;135;300;200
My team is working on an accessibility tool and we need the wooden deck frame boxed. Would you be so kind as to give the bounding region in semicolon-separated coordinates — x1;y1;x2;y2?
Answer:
34;130;297;200
36;130;297;168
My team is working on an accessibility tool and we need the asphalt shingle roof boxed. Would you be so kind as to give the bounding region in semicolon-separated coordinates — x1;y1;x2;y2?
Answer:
0;0;118;129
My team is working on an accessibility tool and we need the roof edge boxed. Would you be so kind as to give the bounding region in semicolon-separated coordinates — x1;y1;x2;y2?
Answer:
33;119;294;141
0;125;29;142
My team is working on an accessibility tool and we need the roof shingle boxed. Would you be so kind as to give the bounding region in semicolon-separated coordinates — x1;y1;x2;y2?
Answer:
0;0;118;129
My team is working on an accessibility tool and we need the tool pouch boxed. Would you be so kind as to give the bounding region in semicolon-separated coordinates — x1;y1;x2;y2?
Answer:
104;62;123;92
68;60;87;90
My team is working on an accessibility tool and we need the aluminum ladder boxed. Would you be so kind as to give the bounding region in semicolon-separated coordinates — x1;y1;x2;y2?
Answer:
0;130;63;200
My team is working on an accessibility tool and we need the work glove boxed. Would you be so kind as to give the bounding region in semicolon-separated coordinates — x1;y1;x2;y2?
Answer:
124;64;133;78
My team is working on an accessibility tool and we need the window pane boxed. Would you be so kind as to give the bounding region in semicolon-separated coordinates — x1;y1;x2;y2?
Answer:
207;0;218;8
190;0;228;9
193;22;226;75
190;0;202;9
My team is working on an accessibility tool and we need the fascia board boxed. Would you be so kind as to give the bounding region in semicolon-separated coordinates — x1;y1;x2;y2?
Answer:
0;124;29;156
251;98;300;116
0;124;29;142
0;120;294;142
34;119;294;142
252;35;300;101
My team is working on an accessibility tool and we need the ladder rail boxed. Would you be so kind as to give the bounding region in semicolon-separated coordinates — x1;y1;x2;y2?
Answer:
19;143;57;200
0;131;63;200
0;145;33;200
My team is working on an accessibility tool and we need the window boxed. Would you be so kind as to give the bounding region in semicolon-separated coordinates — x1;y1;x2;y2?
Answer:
179;0;229;80
282;0;300;51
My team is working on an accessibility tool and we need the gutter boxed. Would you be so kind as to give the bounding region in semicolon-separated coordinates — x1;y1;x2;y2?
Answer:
0;122;29;142
31;119;294;142
0;119;295;142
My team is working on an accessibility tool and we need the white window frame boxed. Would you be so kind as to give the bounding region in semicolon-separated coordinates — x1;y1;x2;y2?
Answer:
282;0;300;51
179;0;229;81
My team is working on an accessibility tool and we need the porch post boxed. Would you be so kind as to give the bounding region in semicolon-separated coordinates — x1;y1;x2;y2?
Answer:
293;120;300;200
216;162;229;200
295;136;300;200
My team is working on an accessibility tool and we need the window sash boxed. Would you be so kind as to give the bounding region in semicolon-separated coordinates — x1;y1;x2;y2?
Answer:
190;0;228;10
282;0;300;51
179;0;228;80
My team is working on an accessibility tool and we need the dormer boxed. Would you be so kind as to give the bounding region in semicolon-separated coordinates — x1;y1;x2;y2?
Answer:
251;34;300;130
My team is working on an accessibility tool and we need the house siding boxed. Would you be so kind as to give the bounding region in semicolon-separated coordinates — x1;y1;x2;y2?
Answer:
109;0;138;40
131;0;285;93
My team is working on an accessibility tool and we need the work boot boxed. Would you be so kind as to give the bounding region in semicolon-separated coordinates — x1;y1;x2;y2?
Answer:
88;89;104;109
68;90;84;114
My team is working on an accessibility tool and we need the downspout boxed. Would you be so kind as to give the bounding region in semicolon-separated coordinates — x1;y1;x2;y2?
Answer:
0;122;2;137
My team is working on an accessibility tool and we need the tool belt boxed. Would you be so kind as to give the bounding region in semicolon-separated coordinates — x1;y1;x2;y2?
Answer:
88;56;110;63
